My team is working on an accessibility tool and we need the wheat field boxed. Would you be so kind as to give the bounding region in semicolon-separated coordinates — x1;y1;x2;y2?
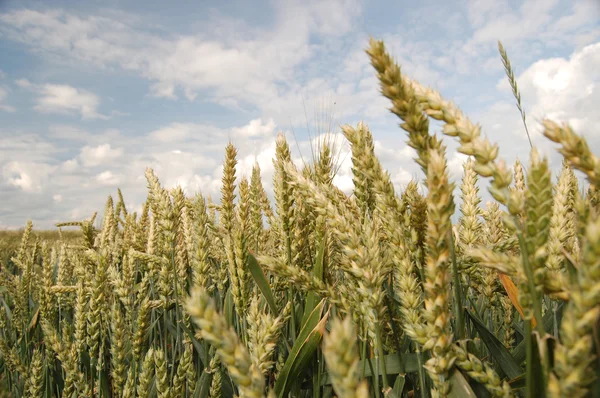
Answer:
0;38;598;398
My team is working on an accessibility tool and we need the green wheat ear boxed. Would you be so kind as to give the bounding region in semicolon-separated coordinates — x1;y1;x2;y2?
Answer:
498;40;532;148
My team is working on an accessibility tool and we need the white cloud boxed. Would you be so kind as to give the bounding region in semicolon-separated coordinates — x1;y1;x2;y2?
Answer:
466;0;598;49
149;123;221;142
0;2;361;114
390;168;415;189
16;79;108;119
0;133;60;164
61;159;79;173
36;84;107;120
421;0;600;80
448;152;471;182
231;118;276;138
333;173;354;194
148;119;280;160
4;1;591;132
146;150;216;178
474;40;600;167
237;143;277;180
79;144;124;167
515;41;600;138
96;170;121;185
2;161;55;192
4;164;34;191
48;125;92;141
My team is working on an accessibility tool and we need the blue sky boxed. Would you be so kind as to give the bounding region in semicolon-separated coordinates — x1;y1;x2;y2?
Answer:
0;0;598;228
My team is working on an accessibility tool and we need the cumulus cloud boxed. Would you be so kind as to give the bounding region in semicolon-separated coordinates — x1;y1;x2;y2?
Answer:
512;41;600;138
140;119;284;200
79;144;124;167
447;152;471;182
2;161;55;192
96;170;121;185
143;150;217;188
16;79;108;119
467;40;600;173
231;118;276;138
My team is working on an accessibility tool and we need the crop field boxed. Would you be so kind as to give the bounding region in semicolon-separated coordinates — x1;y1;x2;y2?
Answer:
0;38;598;398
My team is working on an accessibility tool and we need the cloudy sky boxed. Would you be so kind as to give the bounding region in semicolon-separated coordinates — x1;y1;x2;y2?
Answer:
0;0;598;229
